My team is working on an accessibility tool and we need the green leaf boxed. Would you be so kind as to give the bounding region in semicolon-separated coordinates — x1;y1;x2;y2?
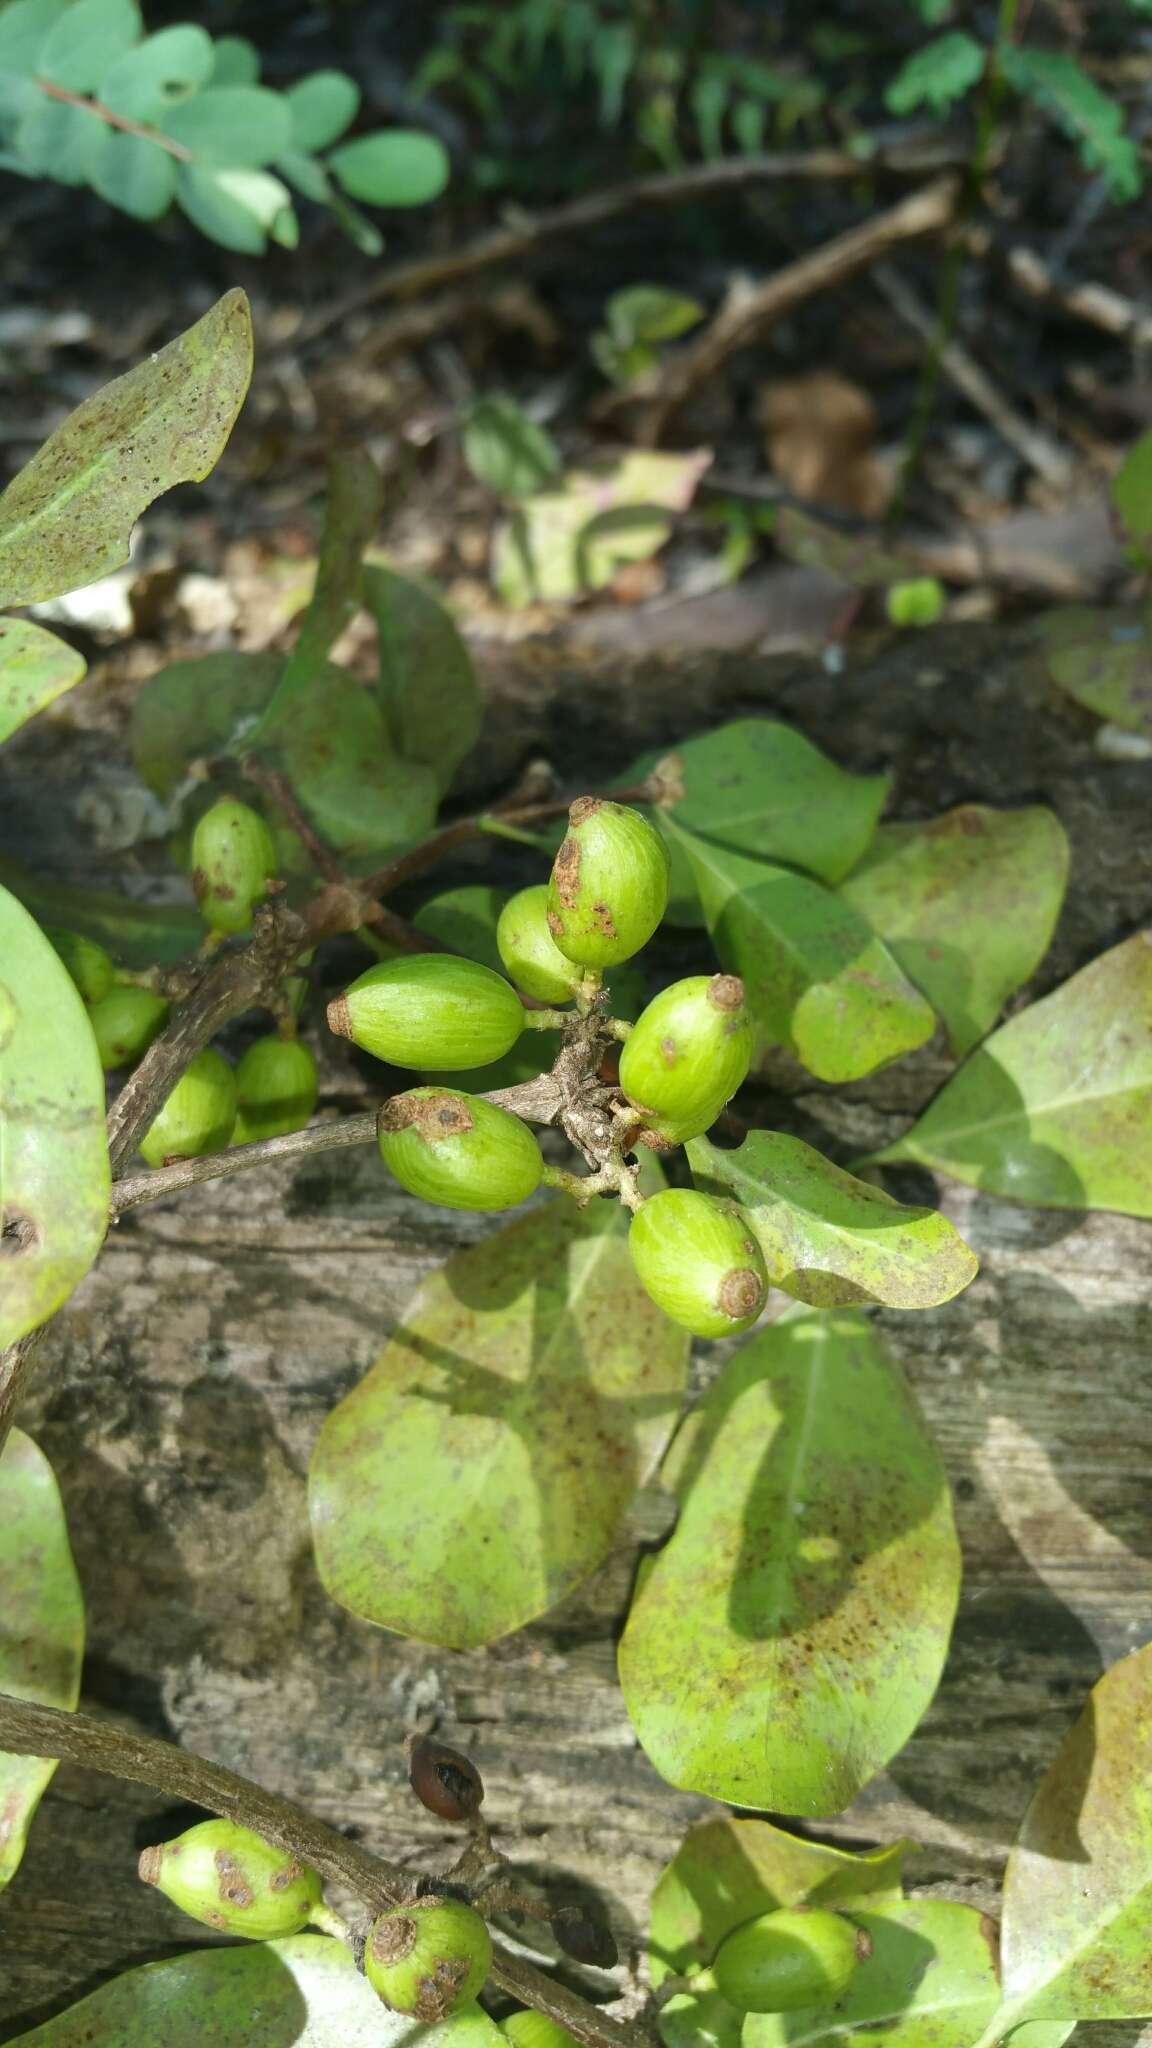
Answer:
0;288;251;608
0;1430;84;1890
99;25;215;120
162;85;292;168
0;618;86;745
0;0;71;76
631;718;891;925
175;165;275;251
257;450;384;727
276;146;332;204
0;855;201;967
1001;47;1141;200
286;69;360;151
328;129;450;206
839;805;1069;1056
773;507;921;590
688;1132;977;1309
209;35;260;86
252;664;438;865
5;1929;507;2044
462;394;563;499
742;1898;1001;2048
310;1195;689;1649
1036;603;1152;734
607;284;704;348
618;1310;959;1815
668;820;935;1082
492;448;711;606
1113;429;1152;551
36;0;140;92
885;32;984;116
867;932;1152;1216
0;888;110;1349
361;563;482;791
87;128;177;219
13;91;105;180
131;650;283;797
973;1639;1152;2033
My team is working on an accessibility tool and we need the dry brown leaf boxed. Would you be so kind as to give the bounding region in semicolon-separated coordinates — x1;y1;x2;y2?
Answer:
758;370;892;520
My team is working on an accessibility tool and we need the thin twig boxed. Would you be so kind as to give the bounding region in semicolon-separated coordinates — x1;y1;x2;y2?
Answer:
357;783;652;901
33;77;193;160
0;1693;649;2048
989;236;1152;347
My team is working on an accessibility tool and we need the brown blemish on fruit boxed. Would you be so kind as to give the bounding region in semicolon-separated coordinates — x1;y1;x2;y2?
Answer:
270;1860;302;1891
568;796;602;827
659;1035;679;1067
412;1958;470;2023
708;974;744;1012
546;908;565;938
326;994;352;1039
553;834;581;907
634;1127;678;1154
854;1927;875;1962
138;1846;163;1887
718;1268;764;1320
379;1092;475;1142
591;901;617;938
214;1849;255;1910
371;1911;419;1967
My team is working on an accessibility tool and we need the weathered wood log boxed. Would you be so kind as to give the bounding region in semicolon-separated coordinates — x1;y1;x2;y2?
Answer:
2;620;1151;2044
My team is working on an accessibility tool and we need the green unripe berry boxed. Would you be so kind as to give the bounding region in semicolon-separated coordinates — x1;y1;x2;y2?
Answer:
547;797;670;969
365;1894;492;2020
233;1036;319;1144
629;1190;768;1337
44;926;114;1005
191;798;278;936
711;1907;860;2013
378;1088;543;1212
88;984;170;1071
139;1047;237;1167
501;2013;581;2048
328;954;525;1071
885;577;944;629
137;1818;322;1939
619;974;753;1149
497;885;582;1003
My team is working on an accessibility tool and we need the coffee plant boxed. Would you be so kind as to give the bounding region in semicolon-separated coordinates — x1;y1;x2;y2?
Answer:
4;289;1152;2044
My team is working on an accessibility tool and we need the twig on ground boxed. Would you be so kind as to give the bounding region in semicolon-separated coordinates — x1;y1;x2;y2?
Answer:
636;176;960;444
989;237;1152;349
0;1692;649;2048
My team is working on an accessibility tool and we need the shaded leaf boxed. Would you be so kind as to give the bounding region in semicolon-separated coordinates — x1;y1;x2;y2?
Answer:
0;888;110;1350
0;855;201;967
742;1898;1001;2048
1114;428;1152;555
618;1311;959;1815
255;663;439;864
462;395;563;499
161;84;291;167
210;35;260;86
0;618;86;745
773;507;920;590
1037;604;1152;735
253;450;383;730
0;0;72;74
6;1930;507;2044
885;32;984;116
328;129;450;207
607;285;704;348
361;563;482;790
0;1430;84;1889
1000;46;1140;200
0;290;251;608
868;932;1152;1216
87;128;177;219
688;1132;977;1309
492;449;711;607
37;0;140;92
310;1196;689;1649
839;806;1069;1055
668;820;935;1082
286;69;360;151
131;649;283;796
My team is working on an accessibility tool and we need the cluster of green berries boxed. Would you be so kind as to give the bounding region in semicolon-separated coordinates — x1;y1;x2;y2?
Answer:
696;1904;862;2014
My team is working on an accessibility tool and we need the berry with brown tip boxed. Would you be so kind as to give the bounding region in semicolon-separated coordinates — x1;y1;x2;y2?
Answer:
364;1895;492;2019
546;799;669;970
629;1189;768;1338
191;798;278;937
378;1088;543;1211
137;1818;322;1939
619;974;753;1149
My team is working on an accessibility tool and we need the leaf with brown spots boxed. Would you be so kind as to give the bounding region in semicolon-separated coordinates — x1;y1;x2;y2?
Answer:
0;619;86;746
688;1132;977;1309
1036;604;1152;736
618;1310;959;1816
0;289;252;608
0;1431;84;1890
0;887;109;1350
868;933;1152;1216
839;805;1069;1056
308;1195;689;1649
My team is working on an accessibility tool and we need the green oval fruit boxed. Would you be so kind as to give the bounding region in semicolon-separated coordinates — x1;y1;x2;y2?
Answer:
138;1817;322;1939
191;798;279;936
501;2014;580;2048
711;1907;860;2013
139;1047;237;1167
619;973;753;1148
44;926;114;1005
547;797;670;969
88;984;170;1071
629;1189;768;1337
497;884;582;1003
378;1088;543;1212
365;1894;492;2019
233;1036;319;1144
328;954;525;1071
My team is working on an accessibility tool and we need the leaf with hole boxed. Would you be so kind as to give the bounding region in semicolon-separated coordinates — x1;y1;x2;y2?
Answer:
0;289;251;608
328;129;450;206
99;25;214;120
866;932;1152;1216
618;1310;959;1815
361;563;482;790
0;1430;84;1891
309;1195;688;1649
0;619;86;746
688;1132;977;1309
1036;604;1152;734
0;888;110;1350
839;805;1068;1055
668;819;935;1081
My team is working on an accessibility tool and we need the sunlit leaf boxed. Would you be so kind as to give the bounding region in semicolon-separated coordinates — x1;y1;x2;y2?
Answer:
0;888;109;1349
0;618;86;745
492;449;711;606
1036;604;1152;735
688;1133;977;1309
618;1311;959;1815
361;564;483;790
0;1430;84;1889
868;932;1152;1216
310;1195;689;1649
0;290;251;607
839;806;1069;1055
668;820;935;1082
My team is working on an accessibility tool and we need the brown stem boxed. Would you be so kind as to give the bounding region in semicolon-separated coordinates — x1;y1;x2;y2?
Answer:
33;76;194;159
358;782;653;902
0;1693;649;2048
